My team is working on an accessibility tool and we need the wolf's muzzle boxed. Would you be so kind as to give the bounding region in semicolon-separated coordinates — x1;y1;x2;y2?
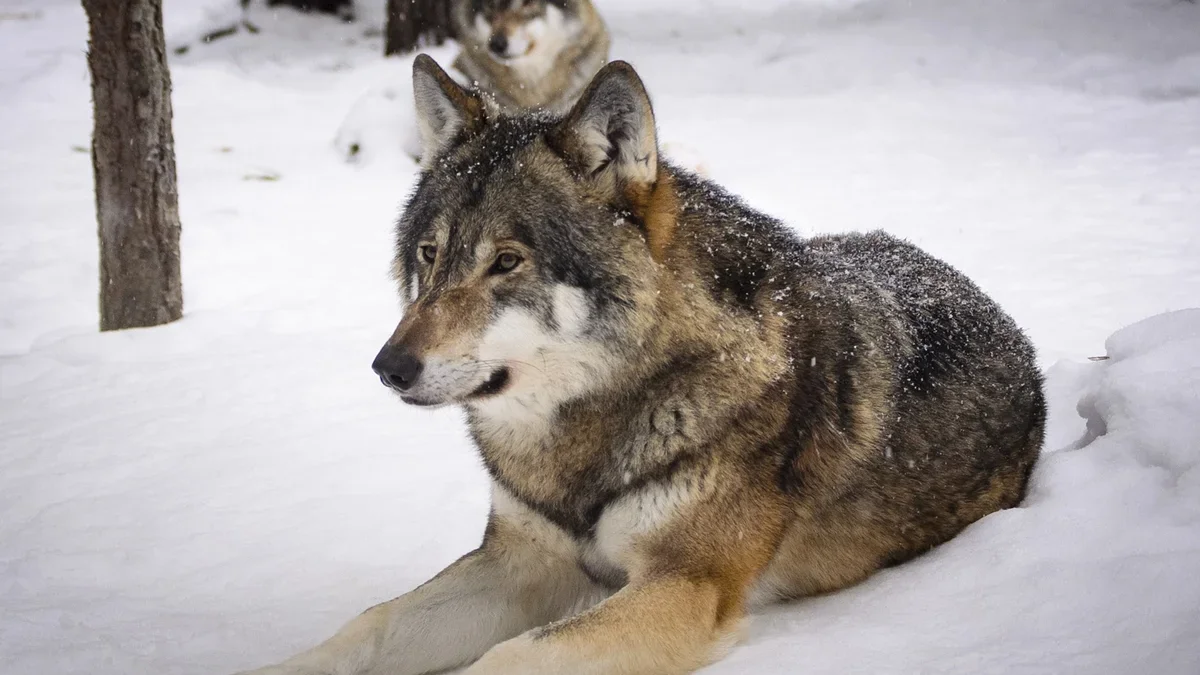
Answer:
372;346;423;391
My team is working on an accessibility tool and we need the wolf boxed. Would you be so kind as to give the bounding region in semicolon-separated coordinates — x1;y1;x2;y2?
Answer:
235;56;1046;675
450;0;609;113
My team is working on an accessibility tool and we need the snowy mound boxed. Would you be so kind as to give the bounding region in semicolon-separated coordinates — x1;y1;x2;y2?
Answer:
332;44;460;166
1049;309;1200;500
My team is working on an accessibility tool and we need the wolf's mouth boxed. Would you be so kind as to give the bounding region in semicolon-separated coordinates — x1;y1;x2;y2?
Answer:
468;367;511;399
397;367;511;407
399;395;440;407
490;42;536;63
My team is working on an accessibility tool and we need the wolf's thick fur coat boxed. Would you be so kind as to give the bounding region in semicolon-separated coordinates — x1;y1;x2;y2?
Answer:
235;57;1045;675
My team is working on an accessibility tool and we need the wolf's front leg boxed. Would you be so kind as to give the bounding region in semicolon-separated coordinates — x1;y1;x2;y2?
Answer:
462;474;785;675
463;576;743;675
235;495;599;675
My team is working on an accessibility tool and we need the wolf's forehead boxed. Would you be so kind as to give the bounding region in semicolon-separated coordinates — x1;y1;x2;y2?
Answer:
450;115;555;174
436;132;564;215
427;191;521;247
404;115;565;248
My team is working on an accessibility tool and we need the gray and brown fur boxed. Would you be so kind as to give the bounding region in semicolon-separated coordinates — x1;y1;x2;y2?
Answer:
451;0;609;113
235;56;1045;675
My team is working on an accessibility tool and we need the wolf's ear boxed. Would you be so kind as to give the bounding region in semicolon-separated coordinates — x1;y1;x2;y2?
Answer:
413;54;487;166
552;61;658;197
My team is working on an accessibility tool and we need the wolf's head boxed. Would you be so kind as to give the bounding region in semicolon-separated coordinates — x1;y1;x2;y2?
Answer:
457;0;581;63
373;55;675;420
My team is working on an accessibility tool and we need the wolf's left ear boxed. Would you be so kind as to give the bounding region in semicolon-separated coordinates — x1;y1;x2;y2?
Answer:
552;61;659;198
413;54;488;167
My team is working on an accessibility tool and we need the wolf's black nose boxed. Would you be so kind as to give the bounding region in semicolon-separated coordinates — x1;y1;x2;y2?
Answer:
488;33;508;56
373;348;423;391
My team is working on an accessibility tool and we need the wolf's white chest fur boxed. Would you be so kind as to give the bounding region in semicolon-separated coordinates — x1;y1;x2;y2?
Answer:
493;476;695;587
585;480;693;580
584;485;782;608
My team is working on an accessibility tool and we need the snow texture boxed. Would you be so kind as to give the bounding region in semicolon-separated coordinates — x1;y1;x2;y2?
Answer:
1;0;1199;674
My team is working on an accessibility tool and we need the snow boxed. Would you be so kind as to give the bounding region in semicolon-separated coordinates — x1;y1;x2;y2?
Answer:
1;0;1199;673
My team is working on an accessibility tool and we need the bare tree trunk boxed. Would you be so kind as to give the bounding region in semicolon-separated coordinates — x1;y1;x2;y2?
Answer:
83;0;183;331
385;0;455;56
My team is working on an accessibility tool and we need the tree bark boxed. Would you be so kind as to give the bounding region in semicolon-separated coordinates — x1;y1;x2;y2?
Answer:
385;0;455;56
83;0;183;331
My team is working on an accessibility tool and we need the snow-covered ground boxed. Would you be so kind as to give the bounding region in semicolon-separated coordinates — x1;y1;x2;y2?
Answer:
2;0;1199;673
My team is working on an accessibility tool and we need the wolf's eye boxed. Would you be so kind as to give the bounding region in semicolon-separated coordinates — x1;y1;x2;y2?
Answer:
419;245;438;264
491;252;522;274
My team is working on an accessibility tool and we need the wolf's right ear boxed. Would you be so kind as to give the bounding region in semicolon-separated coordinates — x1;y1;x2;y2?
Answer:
412;54;487;167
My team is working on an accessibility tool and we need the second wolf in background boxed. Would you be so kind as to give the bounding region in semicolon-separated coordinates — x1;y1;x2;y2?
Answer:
451;0;609;112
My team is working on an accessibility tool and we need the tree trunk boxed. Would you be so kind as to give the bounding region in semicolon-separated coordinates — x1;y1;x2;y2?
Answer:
266;0;354;20
385;0;455;56
83;0;183;331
